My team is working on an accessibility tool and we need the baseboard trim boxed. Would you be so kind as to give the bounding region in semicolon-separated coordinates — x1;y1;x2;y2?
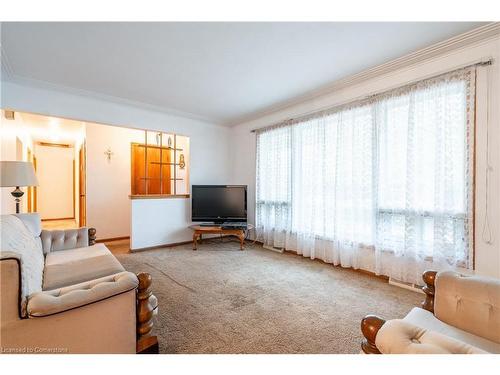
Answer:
97;236;130;243
131;235;239;252
131;240;193;252
251;240;390;282
41;217;75;221
286;248;390;281
389;278;424;294
262;244;285;253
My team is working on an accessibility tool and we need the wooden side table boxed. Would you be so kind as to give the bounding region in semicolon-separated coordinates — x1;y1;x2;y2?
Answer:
189;224;254;250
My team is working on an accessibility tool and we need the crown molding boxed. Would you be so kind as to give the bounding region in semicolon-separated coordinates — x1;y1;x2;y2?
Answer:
3;23;499;128
2;73;223;125
227;22;500;127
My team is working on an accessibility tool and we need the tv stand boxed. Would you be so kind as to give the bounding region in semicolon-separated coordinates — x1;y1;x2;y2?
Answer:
189;224;254;250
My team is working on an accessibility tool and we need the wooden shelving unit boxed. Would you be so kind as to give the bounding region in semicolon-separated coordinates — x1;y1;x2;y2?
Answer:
149;162;180;166
130;131;189;197
139;177;184;180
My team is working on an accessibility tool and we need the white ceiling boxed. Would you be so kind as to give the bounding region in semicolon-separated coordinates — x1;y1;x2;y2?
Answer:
1;22;486;125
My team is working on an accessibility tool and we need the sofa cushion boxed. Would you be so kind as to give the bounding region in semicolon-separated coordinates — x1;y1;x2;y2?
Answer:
404;307;500;353
376;319;487;354
43;243;125;290
0;215;44;316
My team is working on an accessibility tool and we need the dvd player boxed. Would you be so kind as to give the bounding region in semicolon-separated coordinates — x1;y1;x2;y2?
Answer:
221;222;248;230
198;222;248;229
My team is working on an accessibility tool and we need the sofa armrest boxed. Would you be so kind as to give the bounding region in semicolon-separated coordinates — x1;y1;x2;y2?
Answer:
375;319;487;354
26;272;138;317
41;227;96;252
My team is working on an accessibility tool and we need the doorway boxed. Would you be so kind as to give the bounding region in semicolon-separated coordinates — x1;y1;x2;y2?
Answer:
35;142;75;221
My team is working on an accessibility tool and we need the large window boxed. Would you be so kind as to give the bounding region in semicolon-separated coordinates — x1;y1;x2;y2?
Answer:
256;68;475;284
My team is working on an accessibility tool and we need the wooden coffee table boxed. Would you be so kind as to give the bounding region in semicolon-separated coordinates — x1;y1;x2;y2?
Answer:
189;224;254;250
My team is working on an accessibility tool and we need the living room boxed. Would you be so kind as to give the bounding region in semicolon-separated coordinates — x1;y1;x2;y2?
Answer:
1;1;499;374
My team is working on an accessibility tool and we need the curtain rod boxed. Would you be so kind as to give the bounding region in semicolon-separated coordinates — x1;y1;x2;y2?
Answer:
250;58;493;133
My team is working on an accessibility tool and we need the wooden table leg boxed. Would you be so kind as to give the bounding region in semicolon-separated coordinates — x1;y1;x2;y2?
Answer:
192;232;198;250
238;231;245;250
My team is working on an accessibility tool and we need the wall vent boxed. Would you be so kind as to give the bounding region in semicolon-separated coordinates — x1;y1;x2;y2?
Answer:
389;278;424;294
263;245;284;253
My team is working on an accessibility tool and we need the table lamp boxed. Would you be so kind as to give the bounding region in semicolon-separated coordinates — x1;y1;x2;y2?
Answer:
0;161;39;213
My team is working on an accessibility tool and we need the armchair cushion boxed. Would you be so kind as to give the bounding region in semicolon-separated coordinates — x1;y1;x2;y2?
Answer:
27;271;138;317
376;319;487;354
434;271;500;344
43;243;125;290
403;307;500;353
0;215;44;316
41;227;89;253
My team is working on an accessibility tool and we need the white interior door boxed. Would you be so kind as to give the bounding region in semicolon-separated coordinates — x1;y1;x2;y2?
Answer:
35;144;74;220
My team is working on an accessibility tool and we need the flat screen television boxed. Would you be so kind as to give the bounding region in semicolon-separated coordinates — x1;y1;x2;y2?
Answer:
192;185;247;223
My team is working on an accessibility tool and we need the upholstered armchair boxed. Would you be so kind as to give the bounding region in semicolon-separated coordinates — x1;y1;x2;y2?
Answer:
361;270;500;354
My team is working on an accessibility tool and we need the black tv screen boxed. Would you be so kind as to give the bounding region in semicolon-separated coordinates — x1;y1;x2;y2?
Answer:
192;185;247;223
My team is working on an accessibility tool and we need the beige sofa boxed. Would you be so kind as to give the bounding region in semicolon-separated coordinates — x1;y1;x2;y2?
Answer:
361;270;500;354
0;213;158;354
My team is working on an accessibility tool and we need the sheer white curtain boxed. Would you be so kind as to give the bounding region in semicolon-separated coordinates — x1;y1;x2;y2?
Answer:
256;68;475;285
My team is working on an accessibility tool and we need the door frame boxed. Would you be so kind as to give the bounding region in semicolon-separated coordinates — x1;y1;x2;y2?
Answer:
79;142;87;226
27;147;34;212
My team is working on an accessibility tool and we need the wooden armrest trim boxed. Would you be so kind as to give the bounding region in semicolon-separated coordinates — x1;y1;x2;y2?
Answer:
136;272;159;354
421;270;437;313
88;227;96;246
361;315;386;354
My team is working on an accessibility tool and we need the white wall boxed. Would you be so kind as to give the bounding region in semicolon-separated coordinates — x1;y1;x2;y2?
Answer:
230;35;500;279
131;198;192;249
34;144;74;219
0;112;34;214
85;123;143;240
1;81;232;245
0;116;19;214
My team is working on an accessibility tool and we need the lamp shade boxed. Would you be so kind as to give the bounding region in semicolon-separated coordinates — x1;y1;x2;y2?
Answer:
0;161;39;187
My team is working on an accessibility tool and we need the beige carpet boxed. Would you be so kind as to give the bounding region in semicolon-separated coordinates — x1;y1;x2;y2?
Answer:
116;239;422;354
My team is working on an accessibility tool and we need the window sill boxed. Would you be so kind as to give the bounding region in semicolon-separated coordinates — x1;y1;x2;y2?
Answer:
129;194;190;200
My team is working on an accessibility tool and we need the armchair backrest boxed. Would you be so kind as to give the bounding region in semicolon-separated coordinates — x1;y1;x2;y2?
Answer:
435;271;500;344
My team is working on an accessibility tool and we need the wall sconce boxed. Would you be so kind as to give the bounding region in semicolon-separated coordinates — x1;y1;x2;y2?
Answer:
179;154;186;169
